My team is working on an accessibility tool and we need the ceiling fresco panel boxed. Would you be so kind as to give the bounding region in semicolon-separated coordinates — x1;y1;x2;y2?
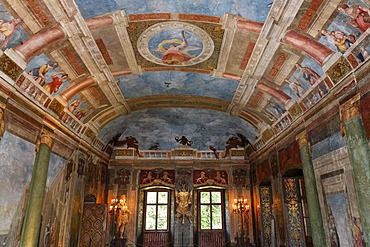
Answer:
75;0;272;22
117;71;238;101
127;20;224;71
0;4;28;51
98;108;259;150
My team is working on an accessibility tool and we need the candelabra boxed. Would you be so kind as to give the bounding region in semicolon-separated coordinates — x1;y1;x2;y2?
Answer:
233;196;250;247
109;196;128;247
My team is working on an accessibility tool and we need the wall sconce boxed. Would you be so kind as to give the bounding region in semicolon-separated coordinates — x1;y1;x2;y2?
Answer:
233;196;250;214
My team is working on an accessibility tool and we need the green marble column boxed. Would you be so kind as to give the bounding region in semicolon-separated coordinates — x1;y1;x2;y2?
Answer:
296;131;326;247
20;132;54;247
340;94;370;244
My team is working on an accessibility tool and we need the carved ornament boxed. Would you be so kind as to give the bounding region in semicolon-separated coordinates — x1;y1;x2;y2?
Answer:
39;131;55;149
340;94;361;123
296;130;311;153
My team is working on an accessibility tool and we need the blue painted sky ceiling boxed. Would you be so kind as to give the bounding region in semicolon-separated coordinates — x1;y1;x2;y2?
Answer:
118;71;238;101
99;108;259;150
75;0;272;22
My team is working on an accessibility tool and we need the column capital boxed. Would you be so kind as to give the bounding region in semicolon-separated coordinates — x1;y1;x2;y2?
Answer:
296;130;310;150
340;94;361;123
37;131;55;149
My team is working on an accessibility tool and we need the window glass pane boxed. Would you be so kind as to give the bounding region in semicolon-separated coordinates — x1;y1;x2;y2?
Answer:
158;191;168;204
200;205;211;229
157;205;168;218
147;192;157;204
212;205;222;229
157;204;168;230
200;192;210;203
157;218;168;230
211;191;221;203
145;205;157;230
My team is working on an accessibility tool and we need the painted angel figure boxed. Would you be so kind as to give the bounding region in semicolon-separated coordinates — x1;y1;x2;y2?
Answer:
157;30;201;65
175;184;193;224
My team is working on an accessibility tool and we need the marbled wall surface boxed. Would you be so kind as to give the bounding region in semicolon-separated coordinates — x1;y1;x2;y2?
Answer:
0;131;65;235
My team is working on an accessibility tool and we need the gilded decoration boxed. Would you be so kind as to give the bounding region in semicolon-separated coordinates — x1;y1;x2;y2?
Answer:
296;130;310;150
193;170;228;187
114;149;135;157
260;186;272;247
49;99;65;117
175;184;193;224
83;128;95;142
172;149;195;157
326;56;352;85
283;178;305;246
0;53;23;82
139;169;175;188
39;131;55;148
340;94;361;123
262;128;274;142
288;103;302;117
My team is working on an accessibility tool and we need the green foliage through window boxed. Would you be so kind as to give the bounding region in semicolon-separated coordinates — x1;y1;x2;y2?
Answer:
199;190;223;230
145;190;169;231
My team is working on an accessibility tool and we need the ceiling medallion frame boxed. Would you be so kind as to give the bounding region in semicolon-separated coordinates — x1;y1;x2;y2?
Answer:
137;21;214;66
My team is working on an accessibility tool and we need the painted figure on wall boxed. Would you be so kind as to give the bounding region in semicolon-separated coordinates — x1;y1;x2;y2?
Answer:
0;18;20;49
353;217;365;247
175;135;193;146
222;136;243;158
268;101;286;117
43;72;68;94
295;63;320;85
320;29;356;54
28;62;59;86
285;78;306;98
337;3;370;32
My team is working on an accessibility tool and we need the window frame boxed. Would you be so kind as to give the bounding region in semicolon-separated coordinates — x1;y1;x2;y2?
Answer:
143;189;171;232
197;188;225;232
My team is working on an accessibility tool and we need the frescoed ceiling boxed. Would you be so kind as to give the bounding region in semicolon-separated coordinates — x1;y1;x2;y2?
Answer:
0;0;370;152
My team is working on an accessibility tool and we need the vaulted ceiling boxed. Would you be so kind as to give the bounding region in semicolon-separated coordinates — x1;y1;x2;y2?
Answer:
2;0;369;151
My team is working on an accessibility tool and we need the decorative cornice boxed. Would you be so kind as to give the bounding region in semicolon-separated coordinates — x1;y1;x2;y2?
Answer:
340;93;361;123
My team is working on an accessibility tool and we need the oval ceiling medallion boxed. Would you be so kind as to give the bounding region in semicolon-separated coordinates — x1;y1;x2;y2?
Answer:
137;21;214;66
